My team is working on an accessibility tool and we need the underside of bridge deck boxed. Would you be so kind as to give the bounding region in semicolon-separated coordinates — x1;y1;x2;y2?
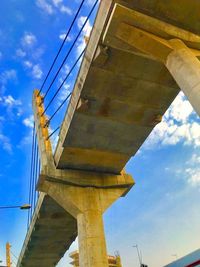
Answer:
17;1;200;266
17;194;77;267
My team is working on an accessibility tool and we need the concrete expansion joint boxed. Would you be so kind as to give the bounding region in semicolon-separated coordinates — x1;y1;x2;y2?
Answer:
38;163;134;194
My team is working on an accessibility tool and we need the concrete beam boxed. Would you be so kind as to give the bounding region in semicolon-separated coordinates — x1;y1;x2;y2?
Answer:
41;180;133;267
106;4;200;117
166;39;200;117
38;161;134;267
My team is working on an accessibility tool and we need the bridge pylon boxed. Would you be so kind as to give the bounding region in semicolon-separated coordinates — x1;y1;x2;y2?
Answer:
32;90;134;267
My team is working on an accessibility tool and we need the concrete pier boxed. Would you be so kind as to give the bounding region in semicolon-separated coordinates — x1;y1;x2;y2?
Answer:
166;39;200;117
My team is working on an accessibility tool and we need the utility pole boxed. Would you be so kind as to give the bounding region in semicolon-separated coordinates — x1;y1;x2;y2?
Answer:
6;243;11;267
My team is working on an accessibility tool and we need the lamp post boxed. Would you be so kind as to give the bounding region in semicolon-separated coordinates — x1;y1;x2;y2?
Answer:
0;204;31;210
133;245;142;266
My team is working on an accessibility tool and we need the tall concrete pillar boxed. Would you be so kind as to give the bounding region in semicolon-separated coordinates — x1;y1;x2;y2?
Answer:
166;39;200;117
39;170;134;267
77;188;109;267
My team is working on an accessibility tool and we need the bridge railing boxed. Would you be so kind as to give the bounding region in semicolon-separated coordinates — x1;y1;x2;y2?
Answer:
26;0;99;229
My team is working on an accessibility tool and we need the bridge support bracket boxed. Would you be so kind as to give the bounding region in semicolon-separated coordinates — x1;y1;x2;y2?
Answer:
102;3;200;117
114;20;200;117
38;166;134;267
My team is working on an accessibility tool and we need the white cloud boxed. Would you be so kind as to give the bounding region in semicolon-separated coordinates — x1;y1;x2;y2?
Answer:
187;170;200;187
60;5;72;15
32;64;43;79
0;70;17;97
52;0;62;6
0;69;17;85
188;154;200;165
182;153;200;187
165;92;193;123
0;95;22;117
36;0;54;14
16;48;26;58
21;32;37;46
59;33;72;43
145;92;200;149
59;33;66;40
36;0;72;15
23;115;34;128
76;16;92;55
0;134;12;153
23;60;33;68
0;95;22;107
58;83;71;104
77;16;92;36
32;47;45;60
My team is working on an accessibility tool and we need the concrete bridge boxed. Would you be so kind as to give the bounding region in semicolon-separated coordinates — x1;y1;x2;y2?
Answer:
17;1;200;266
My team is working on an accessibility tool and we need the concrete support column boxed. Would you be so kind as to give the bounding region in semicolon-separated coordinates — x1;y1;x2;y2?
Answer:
166;39;200;117
39;172;133;267
77;209;108;267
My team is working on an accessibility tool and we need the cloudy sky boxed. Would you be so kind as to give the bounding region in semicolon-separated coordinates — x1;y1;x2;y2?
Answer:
0;1;200;267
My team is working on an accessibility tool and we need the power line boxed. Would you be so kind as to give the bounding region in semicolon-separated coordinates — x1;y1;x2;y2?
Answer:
38;0;86;96
42;0;98;101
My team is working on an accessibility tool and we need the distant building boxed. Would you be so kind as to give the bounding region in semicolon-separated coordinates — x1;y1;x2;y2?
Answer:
164;249;200;267
69;250;122;267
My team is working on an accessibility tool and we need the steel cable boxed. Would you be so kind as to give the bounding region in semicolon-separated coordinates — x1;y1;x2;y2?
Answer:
27;124;35;228
38;0;86;95
43;48;85;116
42;0;98;101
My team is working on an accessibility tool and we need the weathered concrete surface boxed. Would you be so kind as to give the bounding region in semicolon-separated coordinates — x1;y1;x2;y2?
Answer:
36;167;133;267
38;171;132;267
17;0;200;266
166;39;200;117
17;194;77;267
55;0;200;173
55;1;184;173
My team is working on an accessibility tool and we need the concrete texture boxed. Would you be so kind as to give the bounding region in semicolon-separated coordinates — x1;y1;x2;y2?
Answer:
55;1;181;173
17;194;77;267
166;39;200;117
17;1;200;266
39;178;130;267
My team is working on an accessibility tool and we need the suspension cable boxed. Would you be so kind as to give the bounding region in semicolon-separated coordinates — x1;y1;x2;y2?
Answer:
42;48;85;115
46;126;60;140
38;0;86;95
44;92;72;128
42;0;98;101
27;124;35;228
33;144;39;209
30;133;37;217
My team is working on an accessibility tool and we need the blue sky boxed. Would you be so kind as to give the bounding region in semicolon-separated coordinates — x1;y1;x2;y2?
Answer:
0;1;200;267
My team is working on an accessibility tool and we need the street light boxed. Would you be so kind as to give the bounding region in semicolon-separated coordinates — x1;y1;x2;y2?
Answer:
133;245;148;267
0;204;31;210
133;245;142;266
